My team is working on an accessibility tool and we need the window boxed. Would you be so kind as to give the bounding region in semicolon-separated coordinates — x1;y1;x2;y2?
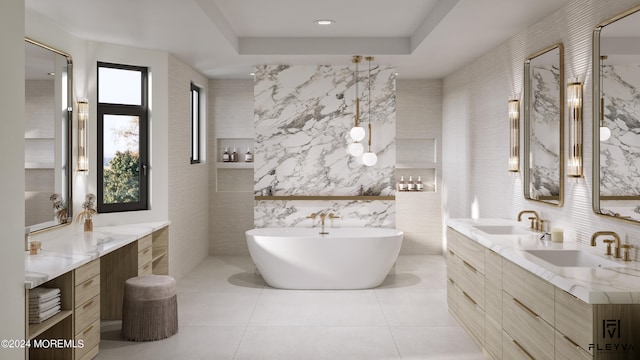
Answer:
190;83;201;164
97;62;149;213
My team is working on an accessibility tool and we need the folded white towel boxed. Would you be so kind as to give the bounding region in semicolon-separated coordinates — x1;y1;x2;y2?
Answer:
29;287;61;302
28;305;61;324
29;297;60;315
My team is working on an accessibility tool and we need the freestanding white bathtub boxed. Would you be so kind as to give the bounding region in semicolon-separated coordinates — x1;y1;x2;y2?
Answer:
245;227;403;290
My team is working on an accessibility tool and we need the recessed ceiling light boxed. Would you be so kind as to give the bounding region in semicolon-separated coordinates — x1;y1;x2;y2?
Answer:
314;19;335;26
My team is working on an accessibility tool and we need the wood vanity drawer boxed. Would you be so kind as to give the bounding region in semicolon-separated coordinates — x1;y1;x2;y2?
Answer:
447;278;457;313
502;259;554;324
456;233;485;275
77;344;99;360
458;257;485;310
485;249;502;288
485;280;502;324
138;261;153;276
75;259;100;286
446;227;459;253
138;245;152;266
446;249;458;284
457;287;485;347
75;295;99;334
554;287;592;355
75;319;100;360
75;274;100;307
503;291;554;360
555;329;592;360
138;234;153;251
503;330;536;360
485;315;502;360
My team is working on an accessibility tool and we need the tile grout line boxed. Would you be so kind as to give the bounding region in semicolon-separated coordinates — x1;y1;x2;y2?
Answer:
373;288;404;360
231;276;267;359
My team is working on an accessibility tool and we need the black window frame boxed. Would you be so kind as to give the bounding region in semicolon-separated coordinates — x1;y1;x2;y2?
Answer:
190;82;201;164
97;61;149;213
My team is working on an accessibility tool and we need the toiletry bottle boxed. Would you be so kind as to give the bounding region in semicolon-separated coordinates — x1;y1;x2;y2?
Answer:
231;147;238;162
416;176;424;191
407;176;415;191
244;147;253;162
398;176;407;191
222;147;230;162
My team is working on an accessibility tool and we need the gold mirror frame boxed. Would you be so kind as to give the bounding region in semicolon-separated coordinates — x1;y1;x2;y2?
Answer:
592;4;640;223
25;38;73;233
523;43;565;206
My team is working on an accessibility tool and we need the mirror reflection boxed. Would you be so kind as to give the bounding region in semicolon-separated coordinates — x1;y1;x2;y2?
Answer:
593;6;640;222
523;44;564;206
24;38;72;232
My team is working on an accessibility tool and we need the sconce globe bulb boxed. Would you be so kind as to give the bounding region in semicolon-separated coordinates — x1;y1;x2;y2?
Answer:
362;151;377;166
348;142;364;156
350;126;366;141
600;126;611;141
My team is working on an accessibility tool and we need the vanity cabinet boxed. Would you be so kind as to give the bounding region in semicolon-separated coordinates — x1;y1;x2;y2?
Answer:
74;259;100;360
446;228;485;348
25;224;170;360
446;225;640;360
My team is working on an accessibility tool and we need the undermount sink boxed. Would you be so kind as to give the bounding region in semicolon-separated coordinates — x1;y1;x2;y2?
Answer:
525;249;624;268
474;225;532;235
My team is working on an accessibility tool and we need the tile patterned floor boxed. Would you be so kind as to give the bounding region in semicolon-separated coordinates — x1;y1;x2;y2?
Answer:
97;256;486;360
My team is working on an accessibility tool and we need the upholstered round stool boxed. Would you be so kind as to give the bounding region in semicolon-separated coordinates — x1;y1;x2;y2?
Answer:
121;275;178;341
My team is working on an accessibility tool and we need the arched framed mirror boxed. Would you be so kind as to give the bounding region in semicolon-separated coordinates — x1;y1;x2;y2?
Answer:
593;5;640;223
523;43;565;206
25;38;73;233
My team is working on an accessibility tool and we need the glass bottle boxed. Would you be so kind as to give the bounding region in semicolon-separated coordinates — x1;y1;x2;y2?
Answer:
407;176;415;191
416;176;424;191
244;147;253;162
231;147;238;162
398;176;407;191
222;146;230;162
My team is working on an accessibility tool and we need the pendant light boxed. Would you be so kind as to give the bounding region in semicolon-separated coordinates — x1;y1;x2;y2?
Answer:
362;56;378;166
349;55;365;143
600;55;611;141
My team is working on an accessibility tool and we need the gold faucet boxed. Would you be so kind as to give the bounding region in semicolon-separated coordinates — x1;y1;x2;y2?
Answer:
591;231;622;258
319;213;327;226
517;210;540;230
328;213;340;220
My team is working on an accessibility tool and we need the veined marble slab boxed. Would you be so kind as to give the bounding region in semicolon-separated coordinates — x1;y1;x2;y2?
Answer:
254;200;395;228
25;221;170;289
253;64;396;228
447;218;640;304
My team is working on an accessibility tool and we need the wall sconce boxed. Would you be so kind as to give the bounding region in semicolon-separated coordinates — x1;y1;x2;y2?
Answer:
77;99;89;172
508;99;519;172
567;81;583;177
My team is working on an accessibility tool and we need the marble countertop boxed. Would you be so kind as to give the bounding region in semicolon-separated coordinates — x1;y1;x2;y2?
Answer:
25;221;170;289
447;218;640;304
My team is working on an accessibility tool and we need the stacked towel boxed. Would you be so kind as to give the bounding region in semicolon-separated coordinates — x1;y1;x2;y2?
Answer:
29;287;61;324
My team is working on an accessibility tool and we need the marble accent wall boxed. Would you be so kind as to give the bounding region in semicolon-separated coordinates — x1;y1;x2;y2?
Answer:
600;64;640;198
253;64;396;228
529;65;561;198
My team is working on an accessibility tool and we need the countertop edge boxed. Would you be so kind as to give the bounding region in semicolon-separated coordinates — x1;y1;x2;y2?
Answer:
447;218;640;305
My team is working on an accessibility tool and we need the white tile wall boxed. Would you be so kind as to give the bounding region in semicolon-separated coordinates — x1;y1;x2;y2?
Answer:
442;0;640;257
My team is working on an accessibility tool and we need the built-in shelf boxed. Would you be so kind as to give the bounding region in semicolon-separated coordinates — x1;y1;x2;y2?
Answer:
217;162;254;169
28;310;73;340
255;195;395;201
25;162;55;169
152;250;167;263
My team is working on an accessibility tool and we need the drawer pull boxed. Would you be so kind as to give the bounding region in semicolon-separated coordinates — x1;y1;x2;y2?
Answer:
462;260;478;273
142;247;151;254
82;300;94;310
563;335;581;350
462;291;477;306
143;263;151;270
511;339;535;360
448;250;455;256
82;325;94;336
83;279;94;288
513;297;540;320
448;278;455;285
